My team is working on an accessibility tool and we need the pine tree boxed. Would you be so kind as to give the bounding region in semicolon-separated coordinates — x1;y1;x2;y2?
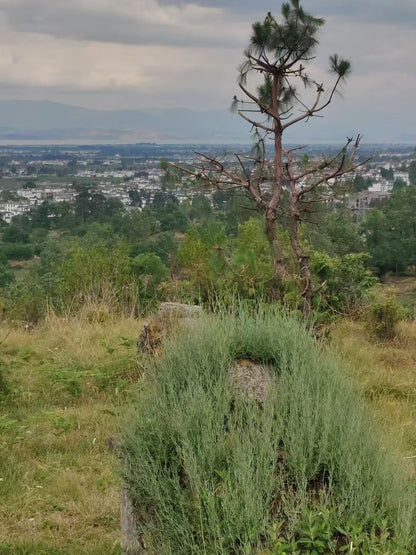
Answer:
178;1;364;313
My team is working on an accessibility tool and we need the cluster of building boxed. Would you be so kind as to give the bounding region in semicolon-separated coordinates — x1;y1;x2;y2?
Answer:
0;186;77;222
348;161;413;218
0;168;181;222
0;144;414;224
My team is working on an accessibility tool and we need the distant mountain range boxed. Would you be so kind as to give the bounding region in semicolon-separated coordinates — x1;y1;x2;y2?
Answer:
0;100;414;144
0;100;249;143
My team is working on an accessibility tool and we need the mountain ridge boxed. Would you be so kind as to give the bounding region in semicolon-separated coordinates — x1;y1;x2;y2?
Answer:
0;100;248;143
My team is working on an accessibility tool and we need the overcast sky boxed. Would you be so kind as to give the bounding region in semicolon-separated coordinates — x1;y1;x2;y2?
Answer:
0;0;415;142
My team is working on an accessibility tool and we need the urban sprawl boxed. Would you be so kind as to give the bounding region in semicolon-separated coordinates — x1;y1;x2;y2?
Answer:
0;144;414;223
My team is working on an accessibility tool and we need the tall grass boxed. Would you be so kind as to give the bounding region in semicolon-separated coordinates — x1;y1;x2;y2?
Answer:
122;309;416;553
0;314;142;554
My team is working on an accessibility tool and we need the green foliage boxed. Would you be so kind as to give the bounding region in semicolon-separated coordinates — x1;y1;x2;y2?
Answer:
269;508;405;553
362;185;416;274
248;5;324;73
74;185;124;224
2;225;30;244
177;222;227;299
130;253;169;296
0;359;9;398
352;174;373;192
308;210;365;258
22;180;37;189
187;195;213;222
393;177;407;189
232;218;275;298
0;243;34;261
409;160;416;184
120;208;158;242
0;261;15;288
130;231;178;265
0;540;66;555
158;201;189;232
311;252;376;316
57;242;135;309
366;294;407;341
1;277;47;323
380;166;394;181
122;310;415;553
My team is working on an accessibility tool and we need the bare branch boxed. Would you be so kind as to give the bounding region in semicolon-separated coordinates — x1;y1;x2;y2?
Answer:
237;111;274;132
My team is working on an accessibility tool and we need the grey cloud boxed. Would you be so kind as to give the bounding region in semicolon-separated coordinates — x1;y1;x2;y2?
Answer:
0;0;246;48
163;0;416;26
2;0;415;51
0;0;415;143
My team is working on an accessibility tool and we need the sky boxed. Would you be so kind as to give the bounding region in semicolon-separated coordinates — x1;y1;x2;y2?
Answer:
0;0;415;142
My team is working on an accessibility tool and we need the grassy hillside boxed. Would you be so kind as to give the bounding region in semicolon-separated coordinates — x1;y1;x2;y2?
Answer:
332;318;416;460
1;306;416;553
0;314;141;554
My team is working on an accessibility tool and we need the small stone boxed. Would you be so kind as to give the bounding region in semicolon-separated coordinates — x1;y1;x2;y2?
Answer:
230;359;272;402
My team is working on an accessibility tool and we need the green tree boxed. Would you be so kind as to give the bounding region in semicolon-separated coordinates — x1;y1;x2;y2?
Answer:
130;253;169;296
408;160;416;184
2;225;30;244
74;185;124;224
311;252;376;316
157;202;189;233
121;209;158;242
353;175;372;192
308;210;365;258
380;167;394;181
130;232;178;266
393;177;406;189
188;195;213;222
128;190;144;207
362;185;416;274
185;1;360;313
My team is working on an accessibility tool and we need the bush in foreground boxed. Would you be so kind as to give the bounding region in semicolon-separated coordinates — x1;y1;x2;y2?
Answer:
122;310;415;553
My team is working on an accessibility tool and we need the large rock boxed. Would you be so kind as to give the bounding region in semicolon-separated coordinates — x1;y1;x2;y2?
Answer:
137;303;203;354
157;302;202;320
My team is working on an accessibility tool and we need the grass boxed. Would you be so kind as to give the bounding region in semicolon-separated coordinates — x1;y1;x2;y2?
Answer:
0;313;142;554
331;318;416;461
122;308;416;554
2;297;416;553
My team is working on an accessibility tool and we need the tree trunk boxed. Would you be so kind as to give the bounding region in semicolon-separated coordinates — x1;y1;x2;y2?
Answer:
289;215;313;315
265;211;289;280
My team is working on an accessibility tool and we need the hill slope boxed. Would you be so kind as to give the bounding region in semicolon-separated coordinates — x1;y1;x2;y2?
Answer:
0;100;248;143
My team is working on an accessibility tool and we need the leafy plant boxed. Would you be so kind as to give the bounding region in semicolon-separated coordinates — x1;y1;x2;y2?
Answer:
366;293;407;340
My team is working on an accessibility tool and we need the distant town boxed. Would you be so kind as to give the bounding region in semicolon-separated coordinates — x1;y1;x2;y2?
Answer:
0;143;414;223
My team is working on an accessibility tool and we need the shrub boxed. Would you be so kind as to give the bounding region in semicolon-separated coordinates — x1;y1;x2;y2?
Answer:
130;253;169;296
122;310;415;553
0;359;9;398
366;294;407;341
311;252;376;317
0;243;34;261
1;278;47;323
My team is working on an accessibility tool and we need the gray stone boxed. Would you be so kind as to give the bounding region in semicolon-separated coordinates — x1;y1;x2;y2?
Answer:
158;302;202;319
120;488;143;554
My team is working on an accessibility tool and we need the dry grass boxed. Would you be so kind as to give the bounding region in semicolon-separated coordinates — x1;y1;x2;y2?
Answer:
383;275;416;310
0;314;143;554
331;317;416;465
